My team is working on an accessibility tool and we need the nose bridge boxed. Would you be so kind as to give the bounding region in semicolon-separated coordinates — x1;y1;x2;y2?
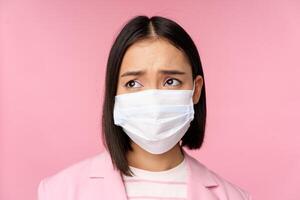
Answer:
145;69;161;90
147;80;160;90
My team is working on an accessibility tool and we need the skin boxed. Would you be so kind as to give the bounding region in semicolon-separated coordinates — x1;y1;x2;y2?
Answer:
116;37;203;172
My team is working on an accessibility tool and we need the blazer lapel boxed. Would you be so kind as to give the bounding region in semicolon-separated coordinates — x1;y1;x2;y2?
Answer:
182;148;220;200
88;149;219;200
88;150;128;200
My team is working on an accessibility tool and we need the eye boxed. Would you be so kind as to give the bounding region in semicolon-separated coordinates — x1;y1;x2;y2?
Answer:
164;78;182;87
124;80;143;88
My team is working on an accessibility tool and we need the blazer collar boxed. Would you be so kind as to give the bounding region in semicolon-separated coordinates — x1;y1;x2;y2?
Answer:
88;148;219;199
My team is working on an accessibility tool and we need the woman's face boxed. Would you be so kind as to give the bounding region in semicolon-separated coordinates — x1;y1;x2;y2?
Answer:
117;37;203;104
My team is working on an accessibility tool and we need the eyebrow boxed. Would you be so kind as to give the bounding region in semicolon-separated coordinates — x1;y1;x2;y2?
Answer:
120;69;186;77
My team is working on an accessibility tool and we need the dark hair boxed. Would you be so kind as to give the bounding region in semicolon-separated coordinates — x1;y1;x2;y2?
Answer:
101;15;207;176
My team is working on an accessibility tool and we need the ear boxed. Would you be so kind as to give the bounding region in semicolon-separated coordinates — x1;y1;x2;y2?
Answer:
192;75;203;104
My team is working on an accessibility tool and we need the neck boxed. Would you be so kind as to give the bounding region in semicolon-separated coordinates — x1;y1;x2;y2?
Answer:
126;142;184;171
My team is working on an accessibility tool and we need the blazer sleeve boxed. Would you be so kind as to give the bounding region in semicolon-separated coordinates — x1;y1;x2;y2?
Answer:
246;192;253;200
233;183;252;200
37;179;48;200
234;184;252;200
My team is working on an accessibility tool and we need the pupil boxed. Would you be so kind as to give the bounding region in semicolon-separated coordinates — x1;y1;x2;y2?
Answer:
167;79;173;84
129;81;135;87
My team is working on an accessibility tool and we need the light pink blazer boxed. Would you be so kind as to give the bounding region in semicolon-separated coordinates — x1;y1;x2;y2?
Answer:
38;148;251;199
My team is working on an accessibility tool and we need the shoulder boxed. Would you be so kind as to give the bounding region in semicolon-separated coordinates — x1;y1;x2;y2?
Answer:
37;151;105;200
209;170;252;199
187;154;252;199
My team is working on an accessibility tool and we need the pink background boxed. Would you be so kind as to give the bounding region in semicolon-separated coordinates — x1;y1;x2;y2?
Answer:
1;0;299;199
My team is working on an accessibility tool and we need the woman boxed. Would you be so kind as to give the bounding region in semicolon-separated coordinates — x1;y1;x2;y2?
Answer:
38;15;252;200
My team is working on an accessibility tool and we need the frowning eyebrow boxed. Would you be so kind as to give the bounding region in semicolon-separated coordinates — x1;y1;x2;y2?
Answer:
120;69;186;77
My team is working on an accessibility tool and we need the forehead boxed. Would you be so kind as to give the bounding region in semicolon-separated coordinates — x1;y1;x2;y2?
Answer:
120;38;191;73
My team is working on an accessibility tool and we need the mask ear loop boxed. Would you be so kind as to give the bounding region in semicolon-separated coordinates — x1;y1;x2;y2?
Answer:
181;79;196;146
192;79;196;93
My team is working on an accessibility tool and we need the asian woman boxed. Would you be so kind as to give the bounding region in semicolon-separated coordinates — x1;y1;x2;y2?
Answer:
38;15;251;200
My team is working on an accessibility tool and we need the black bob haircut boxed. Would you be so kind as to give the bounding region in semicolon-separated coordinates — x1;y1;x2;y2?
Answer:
102;15;207;176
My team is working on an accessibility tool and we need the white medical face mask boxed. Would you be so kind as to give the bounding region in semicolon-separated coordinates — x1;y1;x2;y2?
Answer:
113;81;195;154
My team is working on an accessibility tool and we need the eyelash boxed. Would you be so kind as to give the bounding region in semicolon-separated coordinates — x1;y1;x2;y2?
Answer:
124;78;182;88
164;78;182;86
124;80;141;88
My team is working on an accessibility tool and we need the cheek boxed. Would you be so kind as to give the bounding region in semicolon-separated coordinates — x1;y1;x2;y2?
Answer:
115;80;126;95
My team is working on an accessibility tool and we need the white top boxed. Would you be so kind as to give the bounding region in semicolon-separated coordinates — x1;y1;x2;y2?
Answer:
122;157;188;200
